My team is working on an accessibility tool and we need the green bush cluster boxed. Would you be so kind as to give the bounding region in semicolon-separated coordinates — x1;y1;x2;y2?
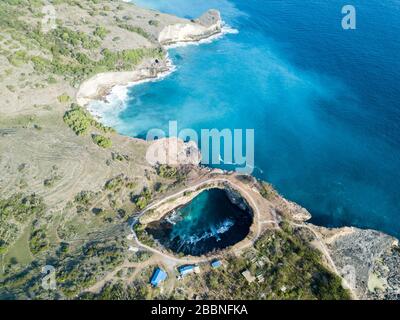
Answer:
0;193;45;253
31;28;163;85
104;175;124;191
133;188;152;210
29;226;49;255
93;26;109;40
156;164;181;179
92;134;112;148
81;280;157;300
57;93;71;103
43;175;62;187
74;190;97;206
63;104;114;136
53;26;101;50
56;241;125;297
7;50;29;66
148;20;159;27
197;227;351;300
258;181;277;200
1;1;166;87
0;193;45;223
133;223;156;247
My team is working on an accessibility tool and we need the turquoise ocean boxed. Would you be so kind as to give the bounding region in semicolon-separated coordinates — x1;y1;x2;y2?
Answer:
95;0;400;238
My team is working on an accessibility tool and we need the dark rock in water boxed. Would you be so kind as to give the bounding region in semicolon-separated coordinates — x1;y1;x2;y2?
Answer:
146;188;253;256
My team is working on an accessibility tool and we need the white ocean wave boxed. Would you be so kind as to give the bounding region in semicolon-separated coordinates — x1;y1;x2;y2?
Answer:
86;55;176;126
164;23;239;49
88;24;238;128
176;218;235;249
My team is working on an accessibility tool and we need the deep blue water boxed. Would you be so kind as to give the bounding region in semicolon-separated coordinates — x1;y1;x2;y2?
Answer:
106;1;400;238
146;189;252;256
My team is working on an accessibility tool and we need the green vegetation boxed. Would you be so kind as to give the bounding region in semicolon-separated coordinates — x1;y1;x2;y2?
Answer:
133;188;152;210
44;175;61;187
29;225;49;255
0;194;45;253
8;50;29;67
156;164;186;183
93;26;109;40
133;223;157;248
80;278;160;300
74;190;97;207
56;240;125;297
104;175;124;191
92;134;112;148
63;104;114;135
57;93;71;104
0;1;164;86
128;251;152;263
156;164;178;179
199;225;351;300
258;181;277;200
111;152;129;161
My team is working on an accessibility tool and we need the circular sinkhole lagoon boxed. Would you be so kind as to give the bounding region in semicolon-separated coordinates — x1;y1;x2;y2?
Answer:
146;188;253;256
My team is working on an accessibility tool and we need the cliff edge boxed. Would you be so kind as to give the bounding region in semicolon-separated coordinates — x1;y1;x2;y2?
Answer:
158;9;222;45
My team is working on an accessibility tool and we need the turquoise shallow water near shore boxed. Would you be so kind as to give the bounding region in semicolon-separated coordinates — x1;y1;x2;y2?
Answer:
108;1;400;238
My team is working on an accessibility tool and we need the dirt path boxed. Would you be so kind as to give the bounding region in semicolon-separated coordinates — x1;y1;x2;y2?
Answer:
85;171;356;298
291;222;358;300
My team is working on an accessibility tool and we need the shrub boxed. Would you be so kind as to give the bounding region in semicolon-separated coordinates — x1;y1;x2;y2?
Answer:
63;105;91;135
148;20;159;27
57;93;71;104
156;164;178;179
29;226;49;255
8;50;28;66
92;134;112;148
63;104;114;135
93;26;109;39
104;175;124;191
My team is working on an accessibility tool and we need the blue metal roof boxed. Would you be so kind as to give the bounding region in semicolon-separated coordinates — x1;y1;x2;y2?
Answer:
150;268;167;286
178;265;195;274
211;260;222;268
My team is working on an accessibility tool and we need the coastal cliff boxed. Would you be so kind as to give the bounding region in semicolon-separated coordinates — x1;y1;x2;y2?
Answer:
0;0;399;301
76;9;223;108
158;9;222;45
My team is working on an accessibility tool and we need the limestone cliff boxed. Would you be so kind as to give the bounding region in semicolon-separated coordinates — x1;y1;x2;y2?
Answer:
158;9;222;45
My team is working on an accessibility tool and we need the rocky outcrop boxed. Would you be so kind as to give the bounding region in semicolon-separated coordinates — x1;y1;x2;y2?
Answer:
158;9;222;45
224;186;251;212
76;58;170;107
145;137;201;167
320;227;400;299
139;189;203;225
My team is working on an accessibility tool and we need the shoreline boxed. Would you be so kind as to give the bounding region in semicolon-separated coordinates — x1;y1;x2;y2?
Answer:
76;12;400;246
76;23;237;120
75;5;400;299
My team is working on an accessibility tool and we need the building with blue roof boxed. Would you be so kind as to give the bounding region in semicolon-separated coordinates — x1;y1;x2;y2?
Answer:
150;267;167;287
178;265;200;277
211;260;222;269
